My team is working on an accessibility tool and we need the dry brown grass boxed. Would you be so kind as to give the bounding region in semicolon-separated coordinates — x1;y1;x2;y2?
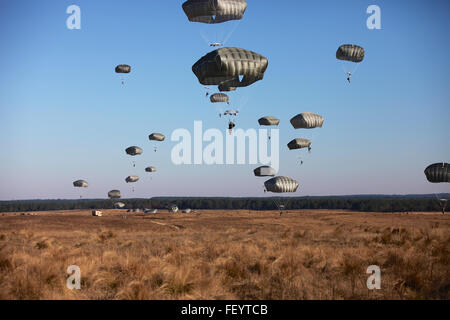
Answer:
0;209;449;300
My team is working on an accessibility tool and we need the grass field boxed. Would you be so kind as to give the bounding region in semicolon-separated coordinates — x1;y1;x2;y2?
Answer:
0;209;448;300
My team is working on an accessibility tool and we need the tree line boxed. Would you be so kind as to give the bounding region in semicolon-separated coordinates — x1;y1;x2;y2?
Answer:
0;196;446;213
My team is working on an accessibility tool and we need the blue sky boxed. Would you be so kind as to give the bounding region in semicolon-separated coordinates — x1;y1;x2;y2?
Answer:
0;0;449;200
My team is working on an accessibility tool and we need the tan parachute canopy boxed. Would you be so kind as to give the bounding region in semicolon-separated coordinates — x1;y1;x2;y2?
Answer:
125;146;143;156
149;133;165;141
264;176;299;193
182;0;247;24
192;47;268;90
288;138;312;150
258;116;280;126
115;65;131;73
73;180;88;188
108;190;121;199
125;176;139;183
210;93;229;103
424;163;450;183
254;166;276;177
290;112;324;129
336;44;365;63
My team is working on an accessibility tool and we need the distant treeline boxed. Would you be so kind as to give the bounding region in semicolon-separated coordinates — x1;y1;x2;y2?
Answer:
0;195;447;213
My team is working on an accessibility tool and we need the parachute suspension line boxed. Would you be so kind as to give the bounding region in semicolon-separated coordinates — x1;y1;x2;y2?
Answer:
271;198;285;215
351;62;361;75
200;31;211;47
216;27;220;46
341;61;361;79
434;193;448;215
198;14;241;46
222;18;242;46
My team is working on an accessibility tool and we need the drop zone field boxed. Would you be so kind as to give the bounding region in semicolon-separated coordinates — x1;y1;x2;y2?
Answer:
0;209;448;300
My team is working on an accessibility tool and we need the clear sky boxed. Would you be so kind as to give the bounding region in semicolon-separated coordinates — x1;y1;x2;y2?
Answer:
0;0;449;200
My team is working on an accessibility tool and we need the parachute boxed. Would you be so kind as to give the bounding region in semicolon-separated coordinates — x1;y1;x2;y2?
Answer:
73;180;88;188
258;116;280;126
424;163;450;183
108;190;121;199
126;176;139;192
210;93;230;103
336;45;364;83
288;138;312;151
264;176;299;215
264;176;299;193
125;176;139;183
182;0;247;24
149;133;165;142
192;47;268;91
149;133;165;152
145;166;157;173
254;166;276;177
115;65;131;73
125;146;143;167
115;64;131;85
424;162;449;214
290;112;324;129
336;44;365;63
258;116;279;140
73;180;88;199
125;146;143;156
